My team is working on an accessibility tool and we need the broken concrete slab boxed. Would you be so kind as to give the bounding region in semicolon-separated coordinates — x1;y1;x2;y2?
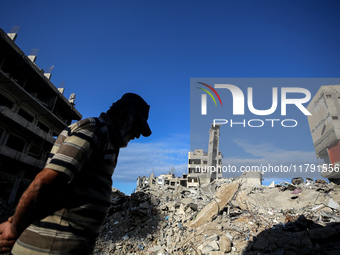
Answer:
327;197;340;210
239;171;263;186
185;182;239;228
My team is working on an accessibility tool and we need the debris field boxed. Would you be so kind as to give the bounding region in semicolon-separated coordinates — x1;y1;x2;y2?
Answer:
94;176;340;255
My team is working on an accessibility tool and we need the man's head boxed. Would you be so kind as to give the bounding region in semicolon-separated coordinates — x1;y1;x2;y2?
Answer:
107;93;151;147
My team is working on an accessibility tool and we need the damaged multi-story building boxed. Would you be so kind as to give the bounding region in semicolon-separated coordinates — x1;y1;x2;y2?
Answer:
0;28;82;203
307;85;340;184
136;124;223;191
188;124;223;185
137;173;190;191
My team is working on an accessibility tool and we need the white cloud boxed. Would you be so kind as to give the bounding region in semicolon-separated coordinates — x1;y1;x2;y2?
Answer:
113;134;189;183
223;139;320;179
232;139;316;162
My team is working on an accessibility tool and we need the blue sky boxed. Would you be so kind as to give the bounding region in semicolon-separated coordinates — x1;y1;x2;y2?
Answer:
1;1;340;194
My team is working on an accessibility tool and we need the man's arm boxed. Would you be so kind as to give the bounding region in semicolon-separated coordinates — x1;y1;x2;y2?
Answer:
0;168;68;252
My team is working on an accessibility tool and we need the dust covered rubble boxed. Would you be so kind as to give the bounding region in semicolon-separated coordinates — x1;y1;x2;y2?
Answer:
94;177;340;255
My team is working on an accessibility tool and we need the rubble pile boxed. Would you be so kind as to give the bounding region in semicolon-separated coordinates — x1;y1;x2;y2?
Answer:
94;177;340;254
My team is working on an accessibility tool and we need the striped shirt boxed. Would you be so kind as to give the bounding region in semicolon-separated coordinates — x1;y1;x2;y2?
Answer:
12;113;119;255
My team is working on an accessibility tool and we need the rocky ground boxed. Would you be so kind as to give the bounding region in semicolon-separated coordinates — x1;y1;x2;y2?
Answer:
93;177;340;255
1;177;340;254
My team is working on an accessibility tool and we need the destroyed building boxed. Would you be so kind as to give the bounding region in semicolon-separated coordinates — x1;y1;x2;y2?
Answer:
307;85;340;184
137;124;223;191
96;175;340;255
188;124;223;185
0;27;82;203
137;173;190;191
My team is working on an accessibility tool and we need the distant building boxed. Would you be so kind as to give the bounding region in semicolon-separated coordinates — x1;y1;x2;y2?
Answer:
188;124;223;184
136;173;189;190
307;85;340;183
0;28;82;203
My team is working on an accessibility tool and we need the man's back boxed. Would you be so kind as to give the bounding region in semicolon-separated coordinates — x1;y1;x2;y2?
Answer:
0;93;151;255
11;115;119;255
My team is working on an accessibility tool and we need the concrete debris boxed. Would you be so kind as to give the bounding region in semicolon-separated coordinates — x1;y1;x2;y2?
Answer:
291;177;304;185
92;176;340;254
1;176;339;254
268;181;275;188
185;182;239;228
327;198;340;211
239;171;263;186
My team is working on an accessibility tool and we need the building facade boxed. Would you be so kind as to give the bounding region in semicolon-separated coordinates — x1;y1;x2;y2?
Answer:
0;28;82;203
188;124;223;184
307;85;340;183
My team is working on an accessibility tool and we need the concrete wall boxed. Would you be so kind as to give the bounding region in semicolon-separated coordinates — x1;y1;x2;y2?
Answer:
307;85;340;181
188;125;223;184
307;85;340;156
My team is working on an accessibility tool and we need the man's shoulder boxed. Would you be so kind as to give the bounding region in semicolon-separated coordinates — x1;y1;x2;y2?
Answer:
78;117;104;127
69;117;107;132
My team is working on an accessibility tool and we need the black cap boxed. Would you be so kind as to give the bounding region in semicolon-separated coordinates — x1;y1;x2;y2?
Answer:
113;93;151;137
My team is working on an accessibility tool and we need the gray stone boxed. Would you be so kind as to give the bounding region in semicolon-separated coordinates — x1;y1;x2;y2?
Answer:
219;235;232;253
201;245;214;254
147;245;162;255
208;240;219;251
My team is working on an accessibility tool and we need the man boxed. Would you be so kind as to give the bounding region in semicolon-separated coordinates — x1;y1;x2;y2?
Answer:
0;93;151;254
